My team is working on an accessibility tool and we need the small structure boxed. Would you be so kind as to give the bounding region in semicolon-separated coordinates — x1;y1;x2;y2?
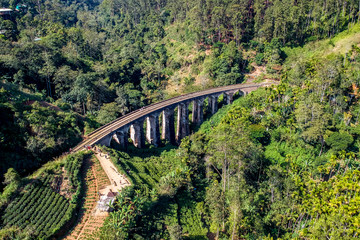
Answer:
16;4;26;11
97;190;117;212
0;8;12;16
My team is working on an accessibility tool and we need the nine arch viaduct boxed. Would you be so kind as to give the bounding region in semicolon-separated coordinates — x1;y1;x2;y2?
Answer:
72;82;276;152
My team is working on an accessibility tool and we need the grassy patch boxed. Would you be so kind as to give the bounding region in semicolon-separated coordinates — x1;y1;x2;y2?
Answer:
101;146;180;191
199;89;266;133
283;23;360;65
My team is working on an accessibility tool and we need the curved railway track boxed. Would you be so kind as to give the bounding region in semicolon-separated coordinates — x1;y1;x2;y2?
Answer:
73;82;275;152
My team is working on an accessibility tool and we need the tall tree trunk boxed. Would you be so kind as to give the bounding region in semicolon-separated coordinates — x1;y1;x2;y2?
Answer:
231;209;237;240
83;102;86;115
223;153;227;192
319;136;324;156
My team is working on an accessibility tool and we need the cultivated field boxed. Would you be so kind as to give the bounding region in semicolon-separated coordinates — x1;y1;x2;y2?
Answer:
63;156;110;240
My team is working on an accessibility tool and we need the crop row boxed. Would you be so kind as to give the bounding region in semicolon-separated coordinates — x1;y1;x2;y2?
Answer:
1;184;71;238
64;155;82;188
1;152;87;239
2;184;44;222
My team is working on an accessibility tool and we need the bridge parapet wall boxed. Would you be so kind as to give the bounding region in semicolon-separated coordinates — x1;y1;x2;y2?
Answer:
73;82;277;151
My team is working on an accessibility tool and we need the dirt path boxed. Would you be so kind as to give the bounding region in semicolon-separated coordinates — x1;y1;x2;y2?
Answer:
94;152;131;195
63;157;109;240
245;63;280;83
73;166;101;240
63;152;131;240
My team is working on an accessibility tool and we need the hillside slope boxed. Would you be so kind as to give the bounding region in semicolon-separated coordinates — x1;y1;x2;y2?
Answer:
1;0;360;239
89;23;360;239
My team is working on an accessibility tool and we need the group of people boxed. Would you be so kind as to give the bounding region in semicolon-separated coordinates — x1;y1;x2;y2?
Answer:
88;146;110;159
111;166;130;186
85;145;92;150
75;144;130;186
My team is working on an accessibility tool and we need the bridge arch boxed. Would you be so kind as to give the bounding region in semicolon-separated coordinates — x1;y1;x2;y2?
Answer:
73;82;275;151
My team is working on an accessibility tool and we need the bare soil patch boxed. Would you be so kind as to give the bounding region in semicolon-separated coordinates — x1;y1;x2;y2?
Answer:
245;63;280;83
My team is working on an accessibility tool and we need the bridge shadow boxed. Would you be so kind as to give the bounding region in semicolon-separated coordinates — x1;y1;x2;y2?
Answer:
133;194;181;237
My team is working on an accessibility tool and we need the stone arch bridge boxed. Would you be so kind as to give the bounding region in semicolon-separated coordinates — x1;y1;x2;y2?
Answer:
72;82;275;152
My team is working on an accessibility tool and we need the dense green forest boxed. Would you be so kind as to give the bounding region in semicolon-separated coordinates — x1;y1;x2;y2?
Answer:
95;61;360;239
1;0;359;181
1;0;360;239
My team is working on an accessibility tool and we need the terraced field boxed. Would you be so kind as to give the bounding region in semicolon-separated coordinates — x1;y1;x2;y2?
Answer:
64;156;110;240
2;183;71;239
0;153;87;239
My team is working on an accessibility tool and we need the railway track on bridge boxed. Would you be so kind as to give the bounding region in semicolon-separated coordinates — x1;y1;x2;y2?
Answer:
73;82;275;152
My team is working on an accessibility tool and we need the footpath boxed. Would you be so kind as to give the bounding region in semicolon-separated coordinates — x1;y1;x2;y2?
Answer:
94;151;131;195
63;151;130;240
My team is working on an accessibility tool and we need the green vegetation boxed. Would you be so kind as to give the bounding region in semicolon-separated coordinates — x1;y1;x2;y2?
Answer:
1;0;360;239
2;183;71;239
284;23;360;65
1;0;359;182
0;152;88;239
0;85;83;189
97;43;360;237
96;145;197;239
108;150;161;188
96;188;146;239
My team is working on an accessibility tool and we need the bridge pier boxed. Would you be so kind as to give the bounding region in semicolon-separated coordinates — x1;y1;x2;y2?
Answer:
176;102;190;144
130;120;145;148
210;95;218;114
197;99;204;124
162;108;176;144
113;133;120;144
207;97;213;114
113;128;129;149
146;114;161;147
192;99;204;125
192;100;199;123
225;92;234;104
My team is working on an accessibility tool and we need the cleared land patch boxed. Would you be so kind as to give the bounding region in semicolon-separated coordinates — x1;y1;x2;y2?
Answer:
63;151;131;240
284;23;360;65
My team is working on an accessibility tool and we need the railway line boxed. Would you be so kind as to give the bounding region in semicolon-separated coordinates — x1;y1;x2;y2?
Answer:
73;82;275;152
